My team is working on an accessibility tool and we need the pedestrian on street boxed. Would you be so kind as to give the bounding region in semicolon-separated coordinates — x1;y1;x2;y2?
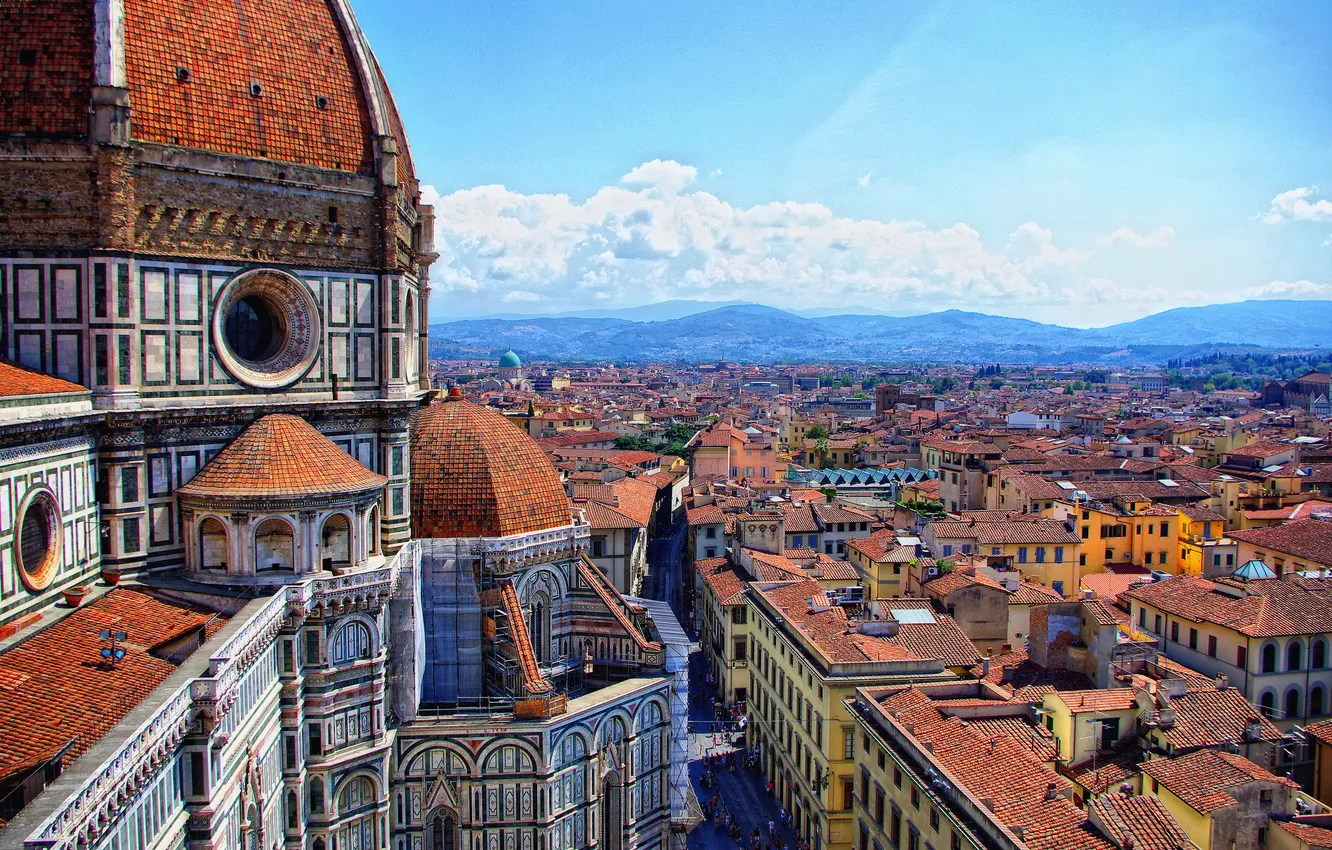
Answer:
768;820;776;837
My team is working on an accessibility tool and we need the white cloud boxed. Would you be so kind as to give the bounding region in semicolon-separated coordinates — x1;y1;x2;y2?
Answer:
423;160;1180;314
708;168;723;178
1241;280;1332;300
619;159;697;193
1096;225;1176;248
1262;187;1332;223
858;172;873;188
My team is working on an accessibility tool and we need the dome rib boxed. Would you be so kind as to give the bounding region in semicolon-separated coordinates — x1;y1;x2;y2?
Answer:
178;414;387;499
410;397;572;539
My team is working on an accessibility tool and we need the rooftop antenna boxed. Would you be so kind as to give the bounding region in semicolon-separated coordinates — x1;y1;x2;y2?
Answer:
99;628;128;665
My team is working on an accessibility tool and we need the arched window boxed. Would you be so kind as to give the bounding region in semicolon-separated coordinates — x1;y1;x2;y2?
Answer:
1289;641;1303;672
1286;688;1303;720
1260;691;1276;718
314;839;326;850
286;790;299;830
255;517;295;572
200;518;228;571
368;506;381;556
1313;685;1326;717
309;777;325;814
1262;643;1278;673
331;621;373;664
321;514;352;571
602;717;627;747
528;591;551;664
405;297;418;380
337;778;377;850
1315;641;1327;670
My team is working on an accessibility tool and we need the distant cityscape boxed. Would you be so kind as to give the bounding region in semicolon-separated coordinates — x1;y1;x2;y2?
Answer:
2;6;1331;850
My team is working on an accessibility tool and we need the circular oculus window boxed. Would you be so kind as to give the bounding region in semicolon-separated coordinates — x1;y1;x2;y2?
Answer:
212;269;321;389
14;487;61;593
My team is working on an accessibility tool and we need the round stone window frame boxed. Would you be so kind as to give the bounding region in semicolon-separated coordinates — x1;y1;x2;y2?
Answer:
212;268;322;389
14;485;62;593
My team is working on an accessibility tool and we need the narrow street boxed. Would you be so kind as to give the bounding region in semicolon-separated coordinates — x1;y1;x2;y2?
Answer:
646;516;688;626
642;515;800;850
685;649;803;850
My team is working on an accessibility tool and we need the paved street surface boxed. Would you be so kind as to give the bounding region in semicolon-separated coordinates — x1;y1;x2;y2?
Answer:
642;516;795;850
646;517;688;625
686;650;802;850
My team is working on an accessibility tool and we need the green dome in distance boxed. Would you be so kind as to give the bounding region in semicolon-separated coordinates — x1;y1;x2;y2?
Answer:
498;350;522;368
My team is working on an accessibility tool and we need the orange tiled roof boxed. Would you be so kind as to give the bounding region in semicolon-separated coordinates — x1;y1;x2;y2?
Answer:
1140;750;1297;814
123;0;376;173
877;689;1115;850
411;397;572;538
0;0;91;136
1087;794;1192;850
0;589;225;780
178;414;386;499
1125;574;1332;638
0;359;87;397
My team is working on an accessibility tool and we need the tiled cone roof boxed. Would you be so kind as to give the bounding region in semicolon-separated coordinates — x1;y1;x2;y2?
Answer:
411;396;572;538
178;414;386;499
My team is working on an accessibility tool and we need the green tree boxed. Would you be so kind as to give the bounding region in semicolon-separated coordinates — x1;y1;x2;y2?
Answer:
814;435;832;467
806;424;829;441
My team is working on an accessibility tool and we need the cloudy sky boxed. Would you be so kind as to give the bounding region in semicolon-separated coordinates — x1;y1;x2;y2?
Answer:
357;1;1332;326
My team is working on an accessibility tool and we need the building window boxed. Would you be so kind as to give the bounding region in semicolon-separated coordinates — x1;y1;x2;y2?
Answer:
1289;642;1303;672
1018;547;1028;563
1238;645;1248;670
1207;635;1217;657
842;779;855;811
844;729;855;760
1035;547;1046;563
1286;688;1302;720
1188;628;1198;650
1170;622;1179;643
1262;643;1278;673
1054;546;1063;562
1314;685;1326;717
1315;641;1327;670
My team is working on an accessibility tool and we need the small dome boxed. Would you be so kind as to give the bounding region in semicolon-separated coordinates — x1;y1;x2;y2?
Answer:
498;350;523;369
410;396;571;538
178;414;386;499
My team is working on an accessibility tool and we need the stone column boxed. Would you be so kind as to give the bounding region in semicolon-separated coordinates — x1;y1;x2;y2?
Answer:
301;510;319;574
230;512;249;577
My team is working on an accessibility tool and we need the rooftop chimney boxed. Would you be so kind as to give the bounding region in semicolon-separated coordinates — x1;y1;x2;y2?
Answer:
1044;782;1060;802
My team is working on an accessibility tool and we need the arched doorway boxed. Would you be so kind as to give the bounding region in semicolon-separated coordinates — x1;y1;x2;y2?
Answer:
255;517;295;572
200;518;229;571
321;514;351;571
601;771;623;850
427;812;457;850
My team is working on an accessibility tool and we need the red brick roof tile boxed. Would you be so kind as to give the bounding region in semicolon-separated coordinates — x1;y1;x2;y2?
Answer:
178;413;385;499
411;398;572;538
0;589;224;780
0;359;88;397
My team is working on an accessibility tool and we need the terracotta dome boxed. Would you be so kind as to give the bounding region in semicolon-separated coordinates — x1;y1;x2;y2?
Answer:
410;394;572;539
1;0;414;180
178;413;386;499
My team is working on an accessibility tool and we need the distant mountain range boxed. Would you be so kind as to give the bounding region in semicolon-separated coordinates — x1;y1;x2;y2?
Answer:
428;299;1332;365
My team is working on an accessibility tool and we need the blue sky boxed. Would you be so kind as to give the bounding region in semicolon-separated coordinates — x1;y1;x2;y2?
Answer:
356;1;1332;325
